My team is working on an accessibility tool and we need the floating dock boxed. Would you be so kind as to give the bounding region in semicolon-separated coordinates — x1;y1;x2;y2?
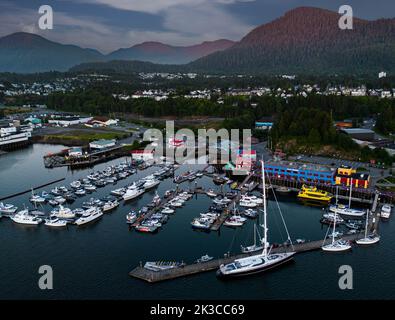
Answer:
129;232;369;283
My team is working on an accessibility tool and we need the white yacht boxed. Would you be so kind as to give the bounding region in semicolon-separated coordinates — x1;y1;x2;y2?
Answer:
53;196;66;205
111;188;126;197
75;207;103;226
45;216;68;227
322;187;352;252
161;207;175;214
381;204;392;219
0;202;18;214
356;210;380;245
143;178;160;190
52;205;75;219
30;190;46;204
103;200;119;212
239;200;258;208
123;187;144;201
217;161;295;278
11;209;42;225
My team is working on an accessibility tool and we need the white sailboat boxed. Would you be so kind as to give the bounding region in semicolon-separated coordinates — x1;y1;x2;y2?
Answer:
329;179;365;217
322;187;352;252
241;224;265;253
356;210;380;245
217;161;295;278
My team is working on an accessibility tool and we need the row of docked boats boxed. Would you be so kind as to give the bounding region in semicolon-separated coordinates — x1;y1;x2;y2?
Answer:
128;191;194;233
173;170;204;184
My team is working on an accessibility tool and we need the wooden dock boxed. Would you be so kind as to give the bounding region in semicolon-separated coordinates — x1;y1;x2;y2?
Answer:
210;193;241;231
129;232;366;283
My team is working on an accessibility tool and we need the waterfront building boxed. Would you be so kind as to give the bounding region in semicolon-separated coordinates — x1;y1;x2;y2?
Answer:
265;161;336;185
335;166;370;189
131;150;155;161
89;139;116;150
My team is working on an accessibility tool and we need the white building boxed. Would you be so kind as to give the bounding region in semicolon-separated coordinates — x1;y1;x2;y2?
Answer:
89;139;116;150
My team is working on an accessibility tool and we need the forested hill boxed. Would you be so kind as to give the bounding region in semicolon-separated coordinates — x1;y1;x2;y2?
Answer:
189;7;395;75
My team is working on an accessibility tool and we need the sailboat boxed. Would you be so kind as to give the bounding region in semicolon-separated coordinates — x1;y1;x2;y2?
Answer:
217;161;295;278
322;187;352;252
241;223;265;253
329;179;365;217
356;210;380;245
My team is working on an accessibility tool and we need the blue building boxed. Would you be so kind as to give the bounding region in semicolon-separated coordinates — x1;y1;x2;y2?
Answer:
255;122;273;130
265;161;336;185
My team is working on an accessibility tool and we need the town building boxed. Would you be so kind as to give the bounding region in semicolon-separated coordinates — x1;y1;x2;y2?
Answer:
89;139;116;150
334;166;370;189
131;149;155;161
265;161;336;185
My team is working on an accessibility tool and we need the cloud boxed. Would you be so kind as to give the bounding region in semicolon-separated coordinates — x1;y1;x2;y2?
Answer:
0;0;255;53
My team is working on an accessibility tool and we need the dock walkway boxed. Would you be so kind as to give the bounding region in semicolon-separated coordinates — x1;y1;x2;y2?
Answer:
129;232;366;283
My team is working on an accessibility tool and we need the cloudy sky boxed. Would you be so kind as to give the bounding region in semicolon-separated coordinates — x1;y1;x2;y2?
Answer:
1;0;394;53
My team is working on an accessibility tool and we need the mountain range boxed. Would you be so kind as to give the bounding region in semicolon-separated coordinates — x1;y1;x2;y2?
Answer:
0;33;234;73
2;7;395;74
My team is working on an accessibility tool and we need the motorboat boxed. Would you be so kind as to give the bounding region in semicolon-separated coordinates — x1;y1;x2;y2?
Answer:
241;195;263;205
144;261;185;272
381;204;392;219
151;192;161;206
356;210;380;245
161;207;175;214
0;202;18;214
102;200;119;212
30;191;46;204
48;199;59;206
126;211;138;224
111;188;126;197
84;184;97;192
224;216;245;227
206;189;218;198
239;200;258;208
70;180;81;189
135;225;158;233
195;254;214;263
53;196;66;205
217;161;295;278
75;207;103;226
243;209;258;218
11;209;42;225
297;185;332;203
75;189;86;196
123;187;144;201
45;216;68;227
72;208;85;216
143;178;160;190
52;205;75;219
191;218;211;230
322;213;344;224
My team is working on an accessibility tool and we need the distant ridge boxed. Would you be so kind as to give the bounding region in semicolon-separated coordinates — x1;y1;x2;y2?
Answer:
108;39;235;64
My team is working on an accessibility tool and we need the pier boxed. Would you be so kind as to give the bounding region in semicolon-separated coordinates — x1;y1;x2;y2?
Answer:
129;232;368;283
210;193;241;231
0;178;66;201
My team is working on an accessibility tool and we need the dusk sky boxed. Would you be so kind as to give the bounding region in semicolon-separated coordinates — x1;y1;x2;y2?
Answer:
1;0;394;53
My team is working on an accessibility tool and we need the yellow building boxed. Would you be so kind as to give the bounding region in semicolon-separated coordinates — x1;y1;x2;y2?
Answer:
335;166;370;189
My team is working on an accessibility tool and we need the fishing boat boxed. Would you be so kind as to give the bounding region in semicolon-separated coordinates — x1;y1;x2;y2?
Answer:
195;254;214;263
356;210;380;245
45;216;68;227
0;202;18;214
322;187;352;252
297;185;332;203
11;209;42;225
217;161;295;278
74;207;103;226
381;204;392;219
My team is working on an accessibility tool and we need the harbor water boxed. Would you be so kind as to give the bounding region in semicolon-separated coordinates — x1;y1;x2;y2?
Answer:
0;144;394;299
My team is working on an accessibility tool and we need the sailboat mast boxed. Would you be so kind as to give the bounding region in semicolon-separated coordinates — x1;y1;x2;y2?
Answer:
262;160;268;257
349;178;353;208
333;186;338;244
364;210;369;238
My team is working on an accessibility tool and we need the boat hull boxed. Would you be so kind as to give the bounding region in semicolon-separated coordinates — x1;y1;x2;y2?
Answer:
216;253;295;278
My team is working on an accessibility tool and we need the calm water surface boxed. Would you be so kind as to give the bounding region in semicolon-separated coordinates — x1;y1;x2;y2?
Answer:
0;144;393;299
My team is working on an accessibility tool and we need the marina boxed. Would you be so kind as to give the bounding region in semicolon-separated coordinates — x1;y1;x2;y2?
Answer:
0;143;392;299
